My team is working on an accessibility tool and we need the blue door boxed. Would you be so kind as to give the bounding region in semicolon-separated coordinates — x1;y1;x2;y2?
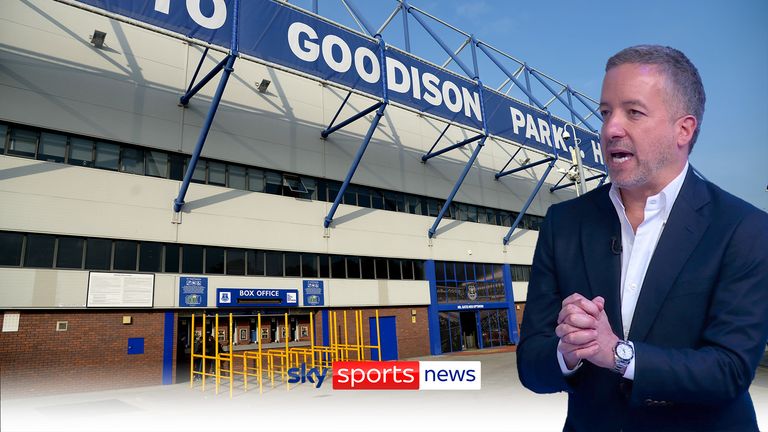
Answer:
369;316;398;360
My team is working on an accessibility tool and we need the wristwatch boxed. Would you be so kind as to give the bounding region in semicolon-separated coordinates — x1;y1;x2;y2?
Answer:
613;340;634;375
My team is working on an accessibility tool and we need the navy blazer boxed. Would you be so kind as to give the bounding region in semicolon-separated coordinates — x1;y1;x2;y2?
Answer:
517;168;768;432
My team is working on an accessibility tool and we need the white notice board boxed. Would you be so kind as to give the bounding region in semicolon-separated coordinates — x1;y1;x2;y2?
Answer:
87;273;155;307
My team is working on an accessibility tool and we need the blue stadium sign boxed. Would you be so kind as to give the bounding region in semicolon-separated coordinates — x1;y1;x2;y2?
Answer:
75;0;604;170
216;288;299;308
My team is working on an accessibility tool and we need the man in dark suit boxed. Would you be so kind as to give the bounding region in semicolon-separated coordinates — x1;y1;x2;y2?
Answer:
517;45;768;431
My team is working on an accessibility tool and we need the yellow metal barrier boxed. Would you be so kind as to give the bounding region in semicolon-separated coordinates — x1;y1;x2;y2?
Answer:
189;309;382;396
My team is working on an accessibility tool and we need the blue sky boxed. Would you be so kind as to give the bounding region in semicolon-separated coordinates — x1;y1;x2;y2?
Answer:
295;0;767;210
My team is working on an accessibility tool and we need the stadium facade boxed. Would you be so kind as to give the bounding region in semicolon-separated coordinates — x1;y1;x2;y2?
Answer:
0;0;603;395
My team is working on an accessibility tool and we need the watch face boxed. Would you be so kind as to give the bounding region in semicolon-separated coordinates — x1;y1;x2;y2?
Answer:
617;343;633;360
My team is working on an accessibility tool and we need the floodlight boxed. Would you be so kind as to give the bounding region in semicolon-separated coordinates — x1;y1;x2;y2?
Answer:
257;79;271;93
90;30;107;48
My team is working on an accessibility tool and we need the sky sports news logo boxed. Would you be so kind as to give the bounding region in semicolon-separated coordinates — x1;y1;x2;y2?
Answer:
288;361;480;390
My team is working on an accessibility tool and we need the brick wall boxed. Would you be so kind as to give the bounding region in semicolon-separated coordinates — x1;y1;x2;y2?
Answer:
0;310;171;398
320;307;430;360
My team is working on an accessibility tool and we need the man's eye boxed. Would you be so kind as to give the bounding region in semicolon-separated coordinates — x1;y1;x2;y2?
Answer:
628;109;644;117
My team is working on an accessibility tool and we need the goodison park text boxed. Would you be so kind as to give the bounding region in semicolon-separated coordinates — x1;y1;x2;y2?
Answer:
288;22;483;122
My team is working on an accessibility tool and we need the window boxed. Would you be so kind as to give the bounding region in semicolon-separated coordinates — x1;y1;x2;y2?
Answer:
284;252;301;277
319;254;330;278
205;247;225;274
264;171;282;195
146;151;168;178
406;195;421;215
248;168;264;192
25;234;55;267
402;260;414;280
182;245;203;273
38;133;67;163
56;237;83;269
226;249;245;275
346;256;360;278
164;244;180;273
247;250;264;276
265;251;282;276
282;174;307;194
370;190;384;210
94;141;119;170
228;165;246;190
413;261;425;280
68;138;94;167
0;124;6;154
331;255;345;278
120;147;144;174
85;238;112;270
113;241;138;271
0;232;24;266
139;242;163;272
301;177;317;200
361;256;375;279
301;254;318;278
8;128;37;158
355;186;371;208
190;160;206;184
208;161;226;186
375;258;388;279
169;154;185;181
388;259;401;280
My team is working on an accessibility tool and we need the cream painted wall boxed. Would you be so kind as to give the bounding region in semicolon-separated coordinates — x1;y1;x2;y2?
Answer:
0;268;429;309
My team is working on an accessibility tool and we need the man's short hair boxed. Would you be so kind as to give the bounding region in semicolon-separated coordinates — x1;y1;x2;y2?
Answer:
606;45;706;152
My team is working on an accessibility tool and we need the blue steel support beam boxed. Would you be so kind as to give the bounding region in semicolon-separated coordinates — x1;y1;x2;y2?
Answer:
427;80;490;238
549;170;570;191
571;89;603;122
186;47;210;94
342;0;377;36
549;173;606;192
502;160;555;245
476;43;543;109
321;101;382;138
179;55;229;106
173;55;236;213
323;31;389;229
497;147;523;175
495;156;554;179
428;136;486;238
401;4;411;52
326;91;352;131
324;103;388;228
529;69;596;132
402;1;475;79
421;133;483;162
502;112;559;245
423;124;451;158
173;0;239;213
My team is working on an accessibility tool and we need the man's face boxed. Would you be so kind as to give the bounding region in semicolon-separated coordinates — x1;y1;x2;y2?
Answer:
599;63;685;195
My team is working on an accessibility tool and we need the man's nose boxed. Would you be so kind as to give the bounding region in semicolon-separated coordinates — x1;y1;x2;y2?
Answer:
601;114;627;141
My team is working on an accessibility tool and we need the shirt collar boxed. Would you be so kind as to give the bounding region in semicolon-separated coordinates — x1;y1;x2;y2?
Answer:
608;161;689;221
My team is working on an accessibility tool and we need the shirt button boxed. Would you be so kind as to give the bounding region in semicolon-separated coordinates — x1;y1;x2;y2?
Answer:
629;283;638;291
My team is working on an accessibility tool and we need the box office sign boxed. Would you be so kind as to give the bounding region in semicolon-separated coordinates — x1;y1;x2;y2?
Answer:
179;277;208;307
217;288;299;307
303;280;324;306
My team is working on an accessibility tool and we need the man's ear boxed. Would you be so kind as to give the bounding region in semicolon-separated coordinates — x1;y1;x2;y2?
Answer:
676;114;697;150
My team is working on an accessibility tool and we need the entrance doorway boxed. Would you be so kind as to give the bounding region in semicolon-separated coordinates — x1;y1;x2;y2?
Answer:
176;316;192;383
459;311;478;350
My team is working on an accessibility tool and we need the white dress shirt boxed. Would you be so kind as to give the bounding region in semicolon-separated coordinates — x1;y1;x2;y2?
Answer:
558;162;689;380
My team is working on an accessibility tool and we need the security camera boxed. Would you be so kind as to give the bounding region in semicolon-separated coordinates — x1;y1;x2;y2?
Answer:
562;129;571;141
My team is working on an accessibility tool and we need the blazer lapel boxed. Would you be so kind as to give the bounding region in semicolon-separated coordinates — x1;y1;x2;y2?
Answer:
581;187;624;335
628;170;712;342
